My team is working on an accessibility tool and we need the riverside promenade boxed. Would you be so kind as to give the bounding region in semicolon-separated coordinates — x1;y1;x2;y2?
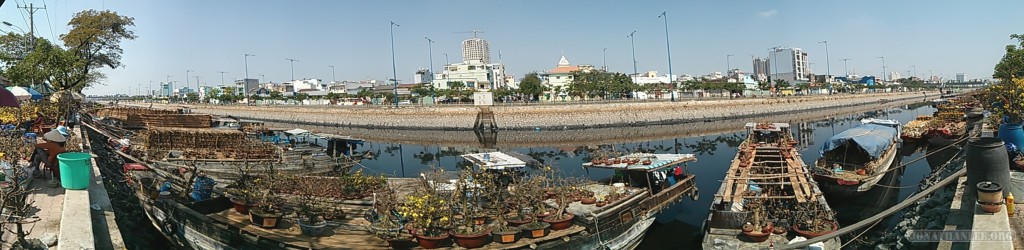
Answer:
140;91;941;131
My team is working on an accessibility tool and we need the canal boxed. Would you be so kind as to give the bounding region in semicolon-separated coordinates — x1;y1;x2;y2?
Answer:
346;102;939;249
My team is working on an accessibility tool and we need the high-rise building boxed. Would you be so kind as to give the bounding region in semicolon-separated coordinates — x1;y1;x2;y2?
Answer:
768;47;810;83
461;36;491;64
889;71;902;82
752;57;771;81
956;73;965;83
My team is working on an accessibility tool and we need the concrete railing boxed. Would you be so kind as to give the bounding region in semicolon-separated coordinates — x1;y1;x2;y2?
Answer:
58;127;124;250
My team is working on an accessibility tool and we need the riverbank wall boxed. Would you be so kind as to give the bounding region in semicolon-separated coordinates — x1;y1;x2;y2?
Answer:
143;92;939;132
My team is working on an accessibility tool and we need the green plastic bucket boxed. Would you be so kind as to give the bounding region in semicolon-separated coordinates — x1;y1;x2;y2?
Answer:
57;152;92;190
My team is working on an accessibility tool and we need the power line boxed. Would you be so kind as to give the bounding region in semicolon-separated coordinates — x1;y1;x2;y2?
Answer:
14;0;30;28
17;2;46;48
43;0;56;42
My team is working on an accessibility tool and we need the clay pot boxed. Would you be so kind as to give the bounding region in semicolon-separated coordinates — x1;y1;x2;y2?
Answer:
229;198;250;215
450;228;492;249
612;159;622;164
581;197;597;204
856;169;867;175
414;230;450;249
742;223;755;233
741;230;770;242
595;201;607;207
773;226;787;235
591;159;601;165
520;222;551;239
792;221;839;238
542;213;574;230
506;217;533;227
642;160;652;165
491;228;521;244
249;208;284;229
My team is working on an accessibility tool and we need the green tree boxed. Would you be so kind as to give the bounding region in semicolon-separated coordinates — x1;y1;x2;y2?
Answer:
492;87;515;101
410;84;432;97
185;93;199;103
57;10;137;92
773;79;790;89
356;88;373;98
517;73;547;101
994;34;1024;81
294;93;309;103
269;91;284;100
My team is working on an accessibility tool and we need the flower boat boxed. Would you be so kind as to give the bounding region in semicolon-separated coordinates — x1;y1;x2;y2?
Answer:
811;118;902;198
702;122;840;249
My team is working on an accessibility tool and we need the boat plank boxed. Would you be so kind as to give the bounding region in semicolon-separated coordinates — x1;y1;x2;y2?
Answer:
786;154;815;201
208;210;390;249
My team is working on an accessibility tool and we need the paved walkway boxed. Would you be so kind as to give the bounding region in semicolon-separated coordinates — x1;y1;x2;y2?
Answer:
1;178;65;248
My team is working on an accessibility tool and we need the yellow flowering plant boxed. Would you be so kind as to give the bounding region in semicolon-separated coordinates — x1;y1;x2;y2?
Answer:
398;192;450;237
981;78;1024;125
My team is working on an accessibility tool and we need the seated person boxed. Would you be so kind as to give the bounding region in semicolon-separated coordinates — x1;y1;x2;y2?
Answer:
29;130;67;180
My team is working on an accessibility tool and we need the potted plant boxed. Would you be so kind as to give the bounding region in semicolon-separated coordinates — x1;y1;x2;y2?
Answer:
448;171;490;249
792;207;839;238
543;177;579;231
293;176;331;236
248;174;285;229
368;181;405;246
225;163;260;214
519;221;551;239
399;172;453;249
740;201;771;242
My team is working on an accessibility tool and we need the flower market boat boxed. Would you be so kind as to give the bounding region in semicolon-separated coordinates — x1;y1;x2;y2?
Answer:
702;122;840;249
811;118;902;198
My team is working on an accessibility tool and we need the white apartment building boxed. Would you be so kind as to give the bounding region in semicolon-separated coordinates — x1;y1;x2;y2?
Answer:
630;70;678;85
289;78;325;92
462;37;491;64
540;56;595;88
431;60;506;90
768;47;810;83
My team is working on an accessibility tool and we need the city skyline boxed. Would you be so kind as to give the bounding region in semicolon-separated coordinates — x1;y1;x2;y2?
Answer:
0;0;1020;95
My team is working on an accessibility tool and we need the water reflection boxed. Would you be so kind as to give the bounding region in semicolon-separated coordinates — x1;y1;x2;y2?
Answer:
348;103;939;248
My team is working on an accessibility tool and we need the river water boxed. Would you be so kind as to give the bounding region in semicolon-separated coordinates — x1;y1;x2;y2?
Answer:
347;102;939;249
103;101;941;249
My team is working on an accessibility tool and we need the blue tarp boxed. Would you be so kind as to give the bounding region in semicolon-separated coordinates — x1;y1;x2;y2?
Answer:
820;123;898;160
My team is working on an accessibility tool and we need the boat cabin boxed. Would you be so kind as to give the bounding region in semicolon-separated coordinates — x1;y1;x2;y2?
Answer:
583;153;697;195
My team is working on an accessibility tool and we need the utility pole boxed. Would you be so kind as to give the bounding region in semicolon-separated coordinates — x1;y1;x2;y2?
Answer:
285;58;299;81
877;56;886;82
244;53;255;99
424;36;436;101
819;40;831;94
726;54;733;78
186;69;193;92
911;65;917;80
328;65;336;83
602;48;607;71
390;21;400;108
17;3;44;49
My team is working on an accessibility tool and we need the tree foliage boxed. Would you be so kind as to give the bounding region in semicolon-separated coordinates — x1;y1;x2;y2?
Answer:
994;34;1024;81
518;73;546;100
58;10;137;91
567;70;637;99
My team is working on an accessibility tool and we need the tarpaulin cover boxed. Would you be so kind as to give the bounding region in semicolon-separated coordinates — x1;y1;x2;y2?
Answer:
820;123;898;160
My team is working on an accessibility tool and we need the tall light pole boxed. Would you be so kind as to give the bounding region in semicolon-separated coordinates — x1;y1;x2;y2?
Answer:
818;40;831;94
260;74;266;84
185;69;193;92
285;58;299;81
444;53;449;65
658;11;675;101
424;36;436;101
217;71;228;86
726;54;734;78
769;47;780;89
390;21;400;108
911;65;917;80
627;30;638;78
244;53;255;98
841;59;851;77
148;81;154;97
328;65;336;82
876;56;886;82
602;48;608;71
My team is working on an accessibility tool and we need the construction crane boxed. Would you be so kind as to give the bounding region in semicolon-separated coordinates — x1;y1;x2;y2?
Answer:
454;30;484;38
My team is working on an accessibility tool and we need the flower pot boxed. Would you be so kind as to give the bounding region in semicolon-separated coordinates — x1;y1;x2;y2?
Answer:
856;169;867;175
642;160;652;165
520;222;551;239
297;218;330;236
229;198;250;215
977;181;1004;213
545;191;556;199
450;228;492;249
413;230;450;249
772;226;787;235
741;230;770;242
249;209;284;228
596;201;607;207
741;223;755;233
506;217;533;227
473;216;489;226
792;220;839;238
612;159;622;164
581;197;596;204
591;159;601;165
542;213;574;230
492;228;521;244
536;210;555;220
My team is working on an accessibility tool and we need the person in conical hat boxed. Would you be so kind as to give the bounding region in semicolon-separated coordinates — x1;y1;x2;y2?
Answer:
29;130;67;181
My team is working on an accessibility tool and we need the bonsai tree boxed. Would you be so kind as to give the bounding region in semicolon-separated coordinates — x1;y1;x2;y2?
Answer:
399;169;452;237
368;179;402;240
0;139;43;248
451;171;487;235
293;176;329;226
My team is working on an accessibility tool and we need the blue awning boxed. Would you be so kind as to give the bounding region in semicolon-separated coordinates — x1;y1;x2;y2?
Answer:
820;123;898;159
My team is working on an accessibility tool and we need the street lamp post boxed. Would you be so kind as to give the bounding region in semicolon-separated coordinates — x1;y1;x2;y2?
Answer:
658;11;675;101
244;53;255;99
627;30;638;78
726;54;733;79
186;69;193;93
217;71;228;86
818;40;831;94
911;65;917;80
444;53;449;65
841;59;851;77
602;48;608;71
390;21;400;108
424;36;436;102
285;58;299;81
877;56;886;82
328;65;336;83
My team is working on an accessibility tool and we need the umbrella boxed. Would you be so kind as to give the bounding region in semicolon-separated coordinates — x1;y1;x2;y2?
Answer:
5;86;41;101
0;87;20;107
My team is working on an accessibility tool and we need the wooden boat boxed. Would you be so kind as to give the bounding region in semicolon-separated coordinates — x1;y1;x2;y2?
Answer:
89;107;363;181
902;115;932;142
702;122;840;249
811;119;902;198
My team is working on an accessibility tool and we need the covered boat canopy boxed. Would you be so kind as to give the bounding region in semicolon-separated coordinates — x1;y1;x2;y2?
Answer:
461;151;539;170
283;128;310;135
820;123;898;160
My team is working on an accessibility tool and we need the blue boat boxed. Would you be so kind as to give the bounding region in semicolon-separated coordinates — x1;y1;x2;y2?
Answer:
811;119;902;198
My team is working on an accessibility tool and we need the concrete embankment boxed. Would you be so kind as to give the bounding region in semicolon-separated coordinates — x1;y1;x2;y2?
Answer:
146;91;938;131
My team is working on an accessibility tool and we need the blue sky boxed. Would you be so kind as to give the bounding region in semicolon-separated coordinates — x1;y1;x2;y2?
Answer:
1;0;1022;95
